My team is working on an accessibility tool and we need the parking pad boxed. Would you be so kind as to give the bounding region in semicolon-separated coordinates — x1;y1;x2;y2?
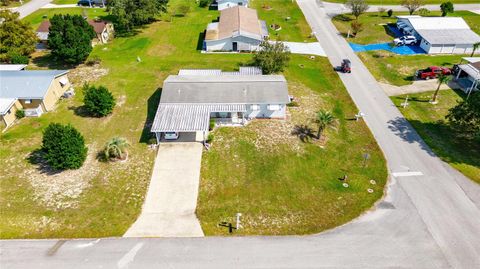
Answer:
349;42;426;55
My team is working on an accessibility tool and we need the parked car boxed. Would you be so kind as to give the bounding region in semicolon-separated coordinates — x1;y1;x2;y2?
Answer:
164;132;179;140
341;59;351;73
393;35;417;46
415;66;452;80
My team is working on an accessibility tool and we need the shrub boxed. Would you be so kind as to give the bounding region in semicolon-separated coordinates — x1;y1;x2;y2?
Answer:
9;53;29;64
287;101;299;107
207;133;214;143
350;20;364;36
41;123;88;170
440;2;454;17
83;84;116;117
253;40;291;74
418;8;430;16
103;137;129;161
15;109;25;119
209;119;215;130
387;9;393;17
199;0;210;8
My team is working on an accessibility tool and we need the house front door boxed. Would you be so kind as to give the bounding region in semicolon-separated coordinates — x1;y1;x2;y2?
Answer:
232;42;238;51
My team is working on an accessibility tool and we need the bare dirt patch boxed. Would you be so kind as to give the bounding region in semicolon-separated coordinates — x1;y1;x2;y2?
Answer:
22;144;101;210
68;64;109;85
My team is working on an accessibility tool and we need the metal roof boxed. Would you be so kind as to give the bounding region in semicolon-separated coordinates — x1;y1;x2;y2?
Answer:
178;67;262;76
161;75;289;104
0;70;68;99
463;57;480;64
0;64;27;71
0;98;17;115
406;17;471;30
418;29;480;45
151;104;247;132
458;64;480;80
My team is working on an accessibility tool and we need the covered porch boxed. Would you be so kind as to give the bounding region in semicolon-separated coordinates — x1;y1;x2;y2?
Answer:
455;63;480;95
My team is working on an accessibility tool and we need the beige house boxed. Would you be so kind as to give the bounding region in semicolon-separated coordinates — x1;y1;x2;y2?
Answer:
36;19;114;46
204;6;268;51
0;70;70;129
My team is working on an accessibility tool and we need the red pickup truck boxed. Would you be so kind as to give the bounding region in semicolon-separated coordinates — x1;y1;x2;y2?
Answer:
415;66;451;80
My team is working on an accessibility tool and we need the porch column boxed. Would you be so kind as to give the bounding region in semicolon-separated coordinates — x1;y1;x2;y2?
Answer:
455;69;461;79
155;132;161;144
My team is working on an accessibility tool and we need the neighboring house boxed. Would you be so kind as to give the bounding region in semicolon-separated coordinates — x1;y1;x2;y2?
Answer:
0;64;27;71
454;57;480;95
36;19;114;46
216;0;249;10
0;70;70;129
396;16;480;54
151;69;289;143
204;6;268;52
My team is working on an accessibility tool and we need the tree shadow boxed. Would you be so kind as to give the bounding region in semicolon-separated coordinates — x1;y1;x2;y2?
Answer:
291;125;315;143
382;24;398;39
139;88;162;144
333;14;353;22
387;116;436;157
32;53;80;70
26;149;62;176
197;30;206;51
67;105;91;117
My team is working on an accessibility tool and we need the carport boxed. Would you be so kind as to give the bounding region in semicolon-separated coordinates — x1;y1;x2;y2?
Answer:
151;103;247;143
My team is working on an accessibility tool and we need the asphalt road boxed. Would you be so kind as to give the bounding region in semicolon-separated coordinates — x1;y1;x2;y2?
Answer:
14;0;52;18
1;1;480;268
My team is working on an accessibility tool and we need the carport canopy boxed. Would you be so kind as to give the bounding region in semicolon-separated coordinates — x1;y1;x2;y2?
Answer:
151;103;247;132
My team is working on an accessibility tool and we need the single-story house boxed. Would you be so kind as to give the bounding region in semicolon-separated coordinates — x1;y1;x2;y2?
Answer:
454;57;480;94
396;16;480;54
204;6;268;52
0;64;27;71
36;19;114;45
216;0;249;10
0;70;70;129
151;69;289;143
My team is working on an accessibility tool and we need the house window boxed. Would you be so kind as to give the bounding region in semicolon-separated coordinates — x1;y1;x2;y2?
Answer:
267;104;280;111
25;99;32;104
250;104;260;111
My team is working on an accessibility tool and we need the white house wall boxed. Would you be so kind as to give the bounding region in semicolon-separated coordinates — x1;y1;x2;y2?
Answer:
218;0;248;10
205;35;262;51
246;104;286;119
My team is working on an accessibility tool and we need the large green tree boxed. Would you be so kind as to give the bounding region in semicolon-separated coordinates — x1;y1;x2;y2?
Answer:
440;2;454;17
48;14;96;64
42;123;88;170
0;10;38;63
446;93;480;139
253;40;291;74
83;84;116;117
108;0;168;34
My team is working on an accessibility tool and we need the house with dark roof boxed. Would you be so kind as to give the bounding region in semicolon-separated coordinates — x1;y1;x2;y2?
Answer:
204;6;268;52
151;69;289;143
0;70;70;129
36;19;114;46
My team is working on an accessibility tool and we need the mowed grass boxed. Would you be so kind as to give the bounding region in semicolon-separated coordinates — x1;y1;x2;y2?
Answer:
23;7;109;29
331;11;480;86
358;51;464;86
391;90;480;184
332;11;480;45
326;0;479;4
1;0;386;238
198;56;387;236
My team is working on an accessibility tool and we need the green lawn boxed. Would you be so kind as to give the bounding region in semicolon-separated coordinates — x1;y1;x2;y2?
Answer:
332;11;480;45
52;0;80;4
1;0;31;8
326;0;479;4
0;0;386;238
391;90;480;184
22;7;109;30
358;51;464;86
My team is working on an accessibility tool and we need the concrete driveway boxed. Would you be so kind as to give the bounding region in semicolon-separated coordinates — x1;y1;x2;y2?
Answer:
124;143;204;237
280;42;326;56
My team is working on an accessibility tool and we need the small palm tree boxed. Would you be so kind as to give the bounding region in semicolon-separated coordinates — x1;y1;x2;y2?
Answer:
315;110;336;139
471;42;480;57
431;74;451;104
104;137;129;160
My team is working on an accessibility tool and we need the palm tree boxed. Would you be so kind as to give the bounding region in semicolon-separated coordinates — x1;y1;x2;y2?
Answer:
471;42;480;57
431;74;451;104
315;110;336;139
104;137;129;160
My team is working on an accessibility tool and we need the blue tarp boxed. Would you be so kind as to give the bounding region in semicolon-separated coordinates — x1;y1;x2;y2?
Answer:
349;42;426;55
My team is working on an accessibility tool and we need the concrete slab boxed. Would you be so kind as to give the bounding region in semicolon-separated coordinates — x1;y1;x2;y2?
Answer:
279;42;326;56
124;143;204;237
